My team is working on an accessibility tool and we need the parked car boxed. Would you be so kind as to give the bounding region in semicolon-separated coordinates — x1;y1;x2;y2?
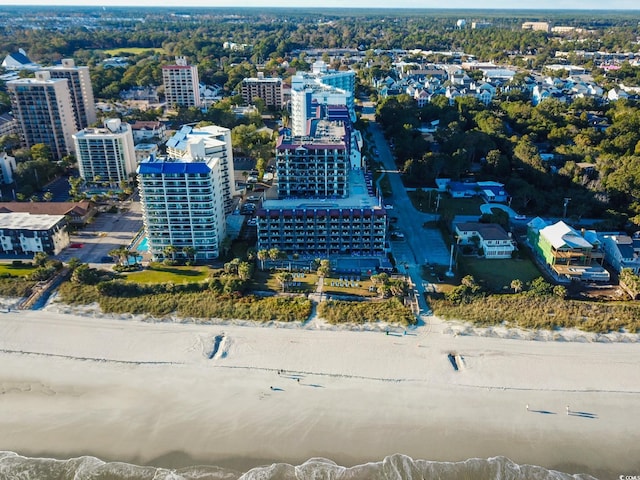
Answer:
384;204;394;210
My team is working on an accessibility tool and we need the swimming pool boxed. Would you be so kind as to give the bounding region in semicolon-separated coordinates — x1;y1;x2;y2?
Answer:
136;237;149;253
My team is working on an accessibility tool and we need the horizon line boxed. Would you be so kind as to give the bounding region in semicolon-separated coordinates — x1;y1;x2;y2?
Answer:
2;4;640;11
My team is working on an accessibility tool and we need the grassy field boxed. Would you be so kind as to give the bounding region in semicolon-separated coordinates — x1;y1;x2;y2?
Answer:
251;270;319;294
0;262;37;277
459;256;541;292
124;264;211;284
101;47;166;56
408;190;484;216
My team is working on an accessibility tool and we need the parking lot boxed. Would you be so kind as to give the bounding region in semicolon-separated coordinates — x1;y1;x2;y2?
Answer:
56;201;144;267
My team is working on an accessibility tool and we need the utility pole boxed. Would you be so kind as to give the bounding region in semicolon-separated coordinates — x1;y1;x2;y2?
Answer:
563;197;571;219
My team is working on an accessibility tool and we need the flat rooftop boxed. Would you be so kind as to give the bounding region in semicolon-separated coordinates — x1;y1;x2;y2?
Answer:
0;212;66;230
262;169;380;210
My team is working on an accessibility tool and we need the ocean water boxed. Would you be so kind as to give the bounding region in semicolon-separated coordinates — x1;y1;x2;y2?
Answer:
0;452;599;480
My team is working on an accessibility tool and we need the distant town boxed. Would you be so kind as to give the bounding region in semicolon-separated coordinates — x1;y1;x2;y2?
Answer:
0;6;640;330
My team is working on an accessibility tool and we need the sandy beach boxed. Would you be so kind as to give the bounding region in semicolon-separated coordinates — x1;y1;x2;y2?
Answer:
1;307;639;478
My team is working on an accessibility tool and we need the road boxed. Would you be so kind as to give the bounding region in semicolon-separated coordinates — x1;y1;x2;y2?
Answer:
367;122;450;315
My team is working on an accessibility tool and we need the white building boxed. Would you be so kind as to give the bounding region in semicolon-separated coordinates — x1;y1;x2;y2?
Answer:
73;118;136;185
0;152;16;185
290;61;356;137
602;234;640;274
7;71;77;160
166;125;236;214
162;56;201;108
454;222;516;259
130;121;166;144
137;153;226;262
0;212;69;255
44;59;97;129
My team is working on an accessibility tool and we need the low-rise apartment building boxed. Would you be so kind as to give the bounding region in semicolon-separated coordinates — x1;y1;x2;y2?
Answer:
0;212;69;255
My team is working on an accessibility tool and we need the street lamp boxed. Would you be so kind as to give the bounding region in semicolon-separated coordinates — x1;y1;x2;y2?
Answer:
445;243;455;277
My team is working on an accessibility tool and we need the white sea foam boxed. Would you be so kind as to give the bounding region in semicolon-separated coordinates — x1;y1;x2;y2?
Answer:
0;452;599;480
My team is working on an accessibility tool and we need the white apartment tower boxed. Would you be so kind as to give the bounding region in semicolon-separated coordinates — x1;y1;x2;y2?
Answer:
73;118;136;184
45;59;97;129
162;56;201;108
7;71;77;160
137;152;226;261
166;125;236;213
290;62;356;137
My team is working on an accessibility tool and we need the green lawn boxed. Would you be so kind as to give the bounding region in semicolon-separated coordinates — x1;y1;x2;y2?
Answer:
101;47;166;55
0;262;37;277
124;264;211;284
251;269;319;294
460;256;541;292
408;190;484;216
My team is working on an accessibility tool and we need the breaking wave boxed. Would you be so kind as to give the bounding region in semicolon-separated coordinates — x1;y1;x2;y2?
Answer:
0;451;599;480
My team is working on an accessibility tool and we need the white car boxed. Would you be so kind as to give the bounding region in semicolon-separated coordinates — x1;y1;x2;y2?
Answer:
514;214;526;220
384;204;393;210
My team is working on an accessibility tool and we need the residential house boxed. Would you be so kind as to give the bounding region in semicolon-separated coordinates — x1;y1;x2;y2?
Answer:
130;121;166;144
602;234;640;274
454;222;516;259
529;220;609;282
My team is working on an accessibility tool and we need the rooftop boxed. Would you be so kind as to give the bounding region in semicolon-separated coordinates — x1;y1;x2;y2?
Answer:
137;155;215;175
455;222;512;241
540;221;593;250
262;169;380;211
0;212;66;230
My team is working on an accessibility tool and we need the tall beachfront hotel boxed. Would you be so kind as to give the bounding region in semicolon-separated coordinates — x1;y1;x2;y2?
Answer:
162;56;201;108
44;58;97;129
166;125;236;214
7;71;77;160
256;61;387;258
137;147;226;262
73;118;137;185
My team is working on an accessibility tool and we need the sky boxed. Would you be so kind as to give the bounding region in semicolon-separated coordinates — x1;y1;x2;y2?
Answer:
1;0;639;9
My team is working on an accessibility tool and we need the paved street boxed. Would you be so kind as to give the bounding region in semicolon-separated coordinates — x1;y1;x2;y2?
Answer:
367;122;451;315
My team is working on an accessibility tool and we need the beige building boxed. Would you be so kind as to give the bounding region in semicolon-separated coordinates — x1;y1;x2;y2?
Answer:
162;56;201;108
44;58;97;129
7;71;77;160
522;22;551;33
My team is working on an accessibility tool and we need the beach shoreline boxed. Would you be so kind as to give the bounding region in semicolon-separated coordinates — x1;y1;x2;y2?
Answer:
1;305;639;478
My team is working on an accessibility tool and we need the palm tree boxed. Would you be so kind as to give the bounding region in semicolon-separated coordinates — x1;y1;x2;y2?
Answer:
268;248;282;261
163;245;177;262
238;261;253;281
182;246;197;264
275;272;293;292
510;278;523;294
257;249;268;271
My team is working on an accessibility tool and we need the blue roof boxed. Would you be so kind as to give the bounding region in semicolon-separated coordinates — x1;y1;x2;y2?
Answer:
137;161;211;175
7;52;33;65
